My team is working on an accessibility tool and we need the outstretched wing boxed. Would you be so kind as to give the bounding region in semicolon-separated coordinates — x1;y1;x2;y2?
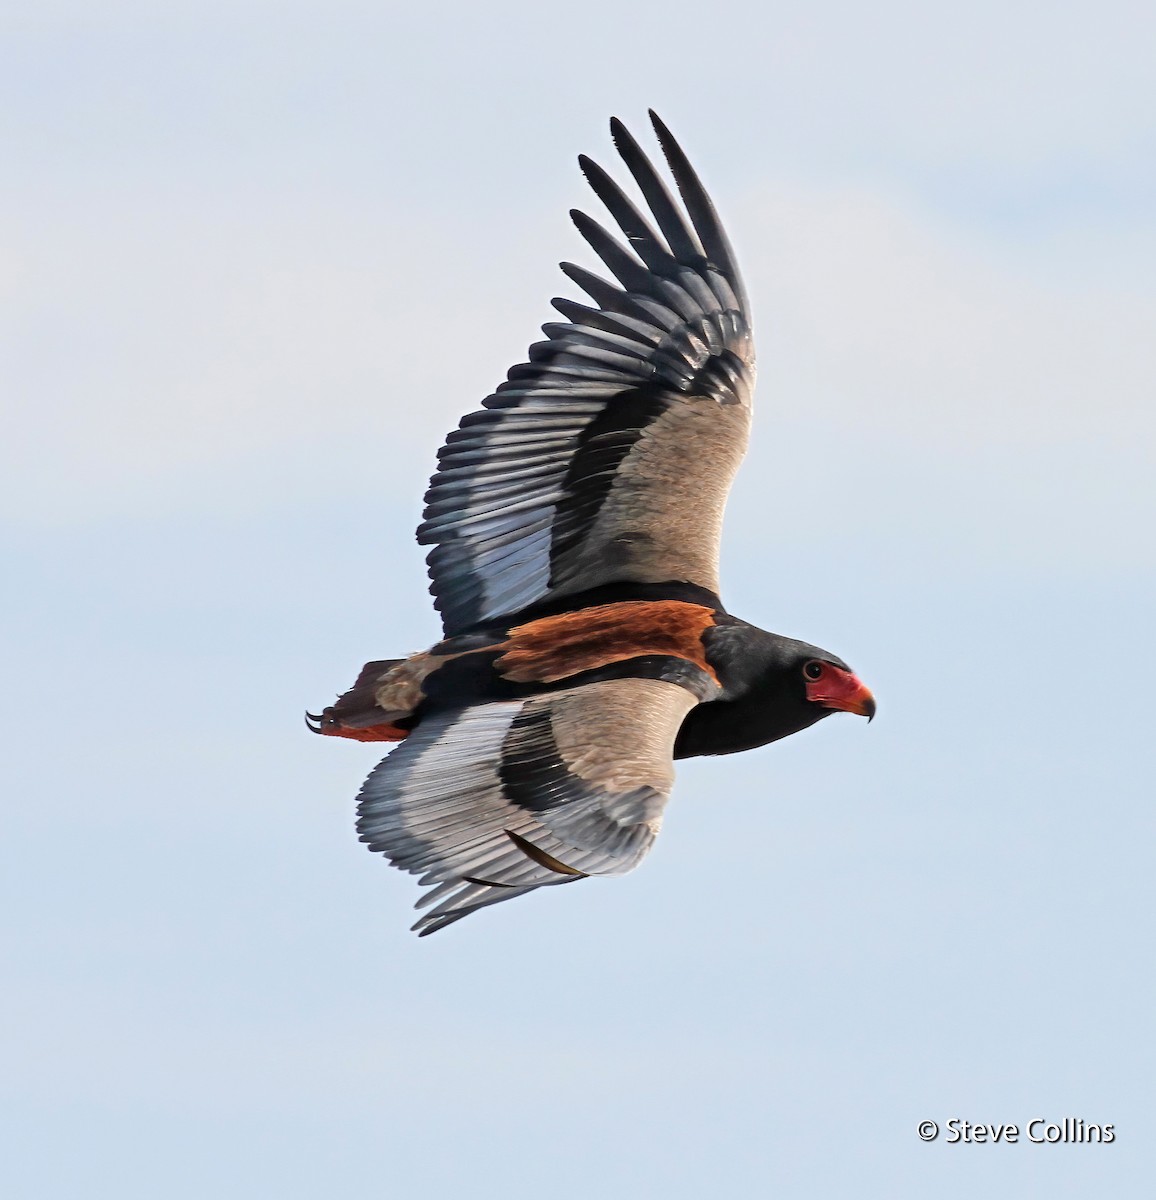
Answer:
420;112;755;638
355;675;699;935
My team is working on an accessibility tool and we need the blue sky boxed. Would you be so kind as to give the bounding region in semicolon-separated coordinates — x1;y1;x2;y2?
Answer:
3;3;1154;1196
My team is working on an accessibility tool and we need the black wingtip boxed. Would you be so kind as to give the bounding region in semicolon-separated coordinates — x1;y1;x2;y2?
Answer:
608;115;627;148
648;110;678;162
644;109;746;305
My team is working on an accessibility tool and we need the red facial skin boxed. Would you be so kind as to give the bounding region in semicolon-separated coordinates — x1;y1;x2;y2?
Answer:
804;663;876;720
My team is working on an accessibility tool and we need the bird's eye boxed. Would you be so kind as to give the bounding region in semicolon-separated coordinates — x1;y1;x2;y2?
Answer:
803;661;825;681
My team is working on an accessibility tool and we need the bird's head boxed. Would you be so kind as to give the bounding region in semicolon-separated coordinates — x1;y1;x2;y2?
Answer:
749;634;875;735
676;623;875;759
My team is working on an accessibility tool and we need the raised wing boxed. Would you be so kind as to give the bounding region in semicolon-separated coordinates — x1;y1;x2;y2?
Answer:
420;112;755;637
355;675;699;935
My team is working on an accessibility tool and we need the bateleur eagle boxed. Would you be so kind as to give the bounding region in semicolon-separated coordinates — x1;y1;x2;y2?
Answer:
309;112;875;935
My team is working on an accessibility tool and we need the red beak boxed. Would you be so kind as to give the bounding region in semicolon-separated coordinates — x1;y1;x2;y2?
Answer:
806;667;876;721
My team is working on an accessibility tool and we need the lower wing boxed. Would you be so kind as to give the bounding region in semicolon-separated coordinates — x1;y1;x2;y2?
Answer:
356;674;700;935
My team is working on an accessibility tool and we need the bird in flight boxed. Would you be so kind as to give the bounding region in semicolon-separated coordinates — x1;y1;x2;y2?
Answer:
309;112;875;936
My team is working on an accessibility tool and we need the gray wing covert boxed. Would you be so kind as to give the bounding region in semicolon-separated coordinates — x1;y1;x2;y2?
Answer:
420;113;756;637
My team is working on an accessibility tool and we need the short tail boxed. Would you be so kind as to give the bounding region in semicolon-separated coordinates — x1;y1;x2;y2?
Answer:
307;658;413;742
